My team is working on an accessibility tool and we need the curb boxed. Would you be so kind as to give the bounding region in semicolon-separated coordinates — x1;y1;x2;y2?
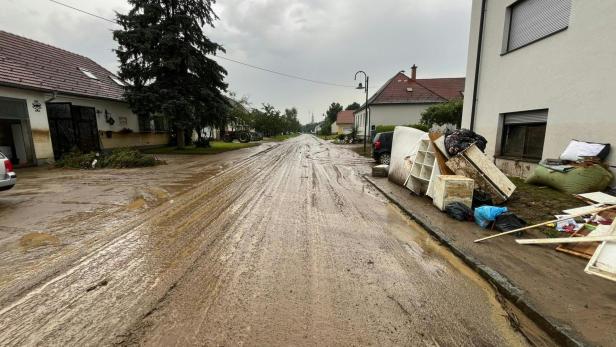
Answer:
364;176;588;347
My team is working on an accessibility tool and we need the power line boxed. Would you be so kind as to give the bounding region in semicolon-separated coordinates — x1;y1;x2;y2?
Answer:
48;0;118;25
47;0;356;89
212;56;355;88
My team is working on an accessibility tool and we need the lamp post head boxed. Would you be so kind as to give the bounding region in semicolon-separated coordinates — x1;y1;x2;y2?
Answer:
356;82;364;90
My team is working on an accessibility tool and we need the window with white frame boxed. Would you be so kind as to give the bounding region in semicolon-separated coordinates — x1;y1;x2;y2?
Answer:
505;0;572;52
500;110;548;160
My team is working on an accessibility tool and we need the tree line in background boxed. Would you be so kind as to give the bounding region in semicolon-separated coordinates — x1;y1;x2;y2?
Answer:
304;102;360;136
224;96;301;137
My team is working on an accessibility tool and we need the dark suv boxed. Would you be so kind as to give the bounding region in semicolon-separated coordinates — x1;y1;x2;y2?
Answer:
372;131;393;165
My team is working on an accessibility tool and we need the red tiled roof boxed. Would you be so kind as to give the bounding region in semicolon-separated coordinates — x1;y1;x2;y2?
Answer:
361;72;465;108
0;31;126;101
336;110;354;124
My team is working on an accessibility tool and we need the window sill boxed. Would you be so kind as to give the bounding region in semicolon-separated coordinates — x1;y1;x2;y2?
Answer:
494;156;540;164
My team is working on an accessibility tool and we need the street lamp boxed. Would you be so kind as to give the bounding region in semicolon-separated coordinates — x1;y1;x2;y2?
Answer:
354;71;369;153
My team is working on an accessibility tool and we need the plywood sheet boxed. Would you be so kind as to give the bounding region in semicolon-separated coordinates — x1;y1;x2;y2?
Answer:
463;144;516;197
577;192;616;205
585;220;616;282
446;154;507;204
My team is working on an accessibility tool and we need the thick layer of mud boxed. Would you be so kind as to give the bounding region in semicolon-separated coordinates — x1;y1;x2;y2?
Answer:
0;136;528;346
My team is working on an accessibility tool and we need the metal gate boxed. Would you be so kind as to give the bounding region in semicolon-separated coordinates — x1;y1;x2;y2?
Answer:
46;103;100;159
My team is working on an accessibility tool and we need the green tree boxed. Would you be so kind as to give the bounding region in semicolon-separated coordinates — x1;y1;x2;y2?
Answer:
345;102;361;111
325;102;343;124
114;0;228;148
419;99;463;129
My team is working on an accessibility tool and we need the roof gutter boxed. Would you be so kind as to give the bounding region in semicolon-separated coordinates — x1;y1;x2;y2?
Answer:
469;0;487;131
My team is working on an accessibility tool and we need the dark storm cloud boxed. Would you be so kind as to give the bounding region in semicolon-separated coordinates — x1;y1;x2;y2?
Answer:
2;0;471;123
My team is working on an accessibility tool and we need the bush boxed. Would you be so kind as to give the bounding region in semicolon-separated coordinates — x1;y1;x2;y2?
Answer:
374;124;429;133
55;148;162;169
420;99;463;129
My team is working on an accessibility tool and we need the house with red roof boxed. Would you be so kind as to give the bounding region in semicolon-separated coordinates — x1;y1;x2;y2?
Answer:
331;110;354;135
0;31;169;165
354;65;464;139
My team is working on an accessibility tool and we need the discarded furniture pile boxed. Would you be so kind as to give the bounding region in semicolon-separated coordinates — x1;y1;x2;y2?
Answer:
374;126;616;282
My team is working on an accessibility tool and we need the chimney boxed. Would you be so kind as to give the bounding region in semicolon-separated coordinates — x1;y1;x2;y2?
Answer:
411;64;417;80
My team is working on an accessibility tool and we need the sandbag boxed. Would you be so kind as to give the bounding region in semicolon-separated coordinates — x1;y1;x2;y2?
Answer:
474;206;508;229
444;129;487;156
445;202;474;221
525;164;614;194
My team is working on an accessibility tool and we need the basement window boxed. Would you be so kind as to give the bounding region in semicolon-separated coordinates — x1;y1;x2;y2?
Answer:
79;68;98;80
504;0;571;53
109;75;126;86
500;110;548;160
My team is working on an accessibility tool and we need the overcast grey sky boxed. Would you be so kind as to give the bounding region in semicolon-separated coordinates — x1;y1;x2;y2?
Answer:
2;0;472;124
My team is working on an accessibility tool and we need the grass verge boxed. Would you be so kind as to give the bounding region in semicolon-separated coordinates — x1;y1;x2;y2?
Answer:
142;141;257;155
506;177;587;236
56;148;163;169
265;134;299;142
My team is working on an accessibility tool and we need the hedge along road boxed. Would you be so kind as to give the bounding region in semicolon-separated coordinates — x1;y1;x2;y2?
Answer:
0;135;529;346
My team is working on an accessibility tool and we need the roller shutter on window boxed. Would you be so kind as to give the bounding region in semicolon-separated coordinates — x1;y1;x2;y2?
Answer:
0;97;28;119
508;0;572;51
503;110;548;125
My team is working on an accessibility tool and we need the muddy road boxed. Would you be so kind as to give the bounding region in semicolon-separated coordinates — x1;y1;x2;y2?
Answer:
0;135;529;346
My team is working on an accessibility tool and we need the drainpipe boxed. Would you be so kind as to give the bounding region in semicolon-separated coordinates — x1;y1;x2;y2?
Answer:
469;0;487;131
45;91;58;103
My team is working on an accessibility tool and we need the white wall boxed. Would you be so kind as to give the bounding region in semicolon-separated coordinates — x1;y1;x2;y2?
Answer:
0;86;53;162
354;103;432;137
462;0;616;176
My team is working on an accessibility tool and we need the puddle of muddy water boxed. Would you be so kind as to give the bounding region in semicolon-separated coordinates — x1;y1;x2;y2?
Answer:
19;232;60;250
127;197;146;211
384;205;554;347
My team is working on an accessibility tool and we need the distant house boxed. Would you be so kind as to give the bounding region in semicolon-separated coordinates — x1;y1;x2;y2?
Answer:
0;30;169;166
461;0;616;178
354;65;464;139
331;110;354;135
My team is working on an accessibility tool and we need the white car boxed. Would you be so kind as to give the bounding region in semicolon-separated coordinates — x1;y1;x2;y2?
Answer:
0;152;16;191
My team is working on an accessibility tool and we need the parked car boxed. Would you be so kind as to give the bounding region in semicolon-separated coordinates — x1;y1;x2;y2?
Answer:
0;152;16;191
372;131;393;165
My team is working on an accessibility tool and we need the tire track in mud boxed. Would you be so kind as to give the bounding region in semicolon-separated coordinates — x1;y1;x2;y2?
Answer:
118;135;528;346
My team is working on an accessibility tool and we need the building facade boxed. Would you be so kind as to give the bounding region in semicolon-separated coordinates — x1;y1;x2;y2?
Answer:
461;0;616;178
354;66;464;139
0;31;168;166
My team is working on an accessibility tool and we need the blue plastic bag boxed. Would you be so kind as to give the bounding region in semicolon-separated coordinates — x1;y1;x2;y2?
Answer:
474;206;508;229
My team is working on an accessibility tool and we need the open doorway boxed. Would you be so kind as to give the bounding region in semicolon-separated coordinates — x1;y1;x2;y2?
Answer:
0;97;35;166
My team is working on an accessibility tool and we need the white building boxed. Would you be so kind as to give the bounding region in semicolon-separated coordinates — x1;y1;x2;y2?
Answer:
461;0;616;178
0;31;168;166
354;65;464;139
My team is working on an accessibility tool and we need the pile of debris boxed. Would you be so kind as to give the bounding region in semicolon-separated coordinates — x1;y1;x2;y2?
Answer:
374;126;616;282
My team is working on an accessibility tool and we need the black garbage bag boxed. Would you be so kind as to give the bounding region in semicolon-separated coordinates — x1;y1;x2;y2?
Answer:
445;202;474;221
472;189;493;208
444;129;488;156
494;212;527;236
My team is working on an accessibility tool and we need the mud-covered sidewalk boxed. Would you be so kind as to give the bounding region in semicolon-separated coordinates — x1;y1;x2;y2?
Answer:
367;176;616;347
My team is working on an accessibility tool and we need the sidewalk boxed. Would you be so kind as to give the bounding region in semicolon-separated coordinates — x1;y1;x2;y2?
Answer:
366;176;615;347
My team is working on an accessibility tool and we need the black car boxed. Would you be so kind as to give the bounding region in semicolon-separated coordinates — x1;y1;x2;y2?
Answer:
372;131;393;165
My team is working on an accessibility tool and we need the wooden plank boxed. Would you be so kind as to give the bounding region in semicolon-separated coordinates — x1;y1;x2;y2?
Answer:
429;133;453;175
563;204;605;215
446;154;507;204
585;220;616;282
516;235;616;245
577;192;616;205
462;144;516;197
474;205;616;243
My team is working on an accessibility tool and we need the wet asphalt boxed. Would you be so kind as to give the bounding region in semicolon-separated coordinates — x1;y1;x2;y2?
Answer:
0;135;528;346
